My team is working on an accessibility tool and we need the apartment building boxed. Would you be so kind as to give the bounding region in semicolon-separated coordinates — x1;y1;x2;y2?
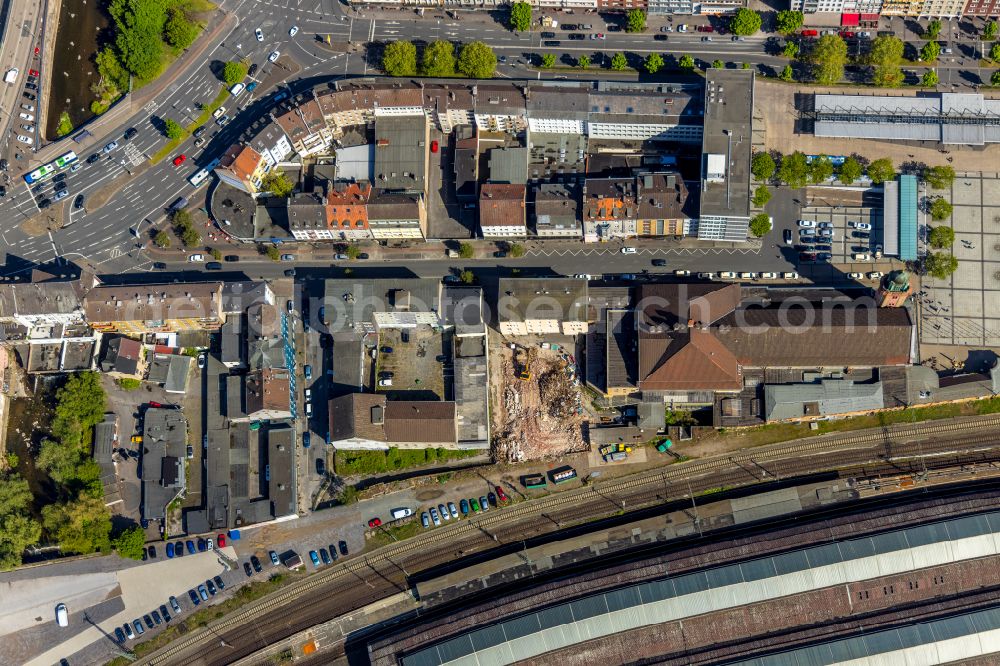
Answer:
328;182;373;241
583;177;638;242
367;193;427;240
215;144;269;194
84;283;224;333
498;278;589;336
636;172;691;237
479;183;527;239
274;99;334;158
534;183;583;238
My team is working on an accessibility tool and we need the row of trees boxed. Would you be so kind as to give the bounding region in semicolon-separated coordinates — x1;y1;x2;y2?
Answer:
93;0;209;115
751;151;896;188
383;40;497;79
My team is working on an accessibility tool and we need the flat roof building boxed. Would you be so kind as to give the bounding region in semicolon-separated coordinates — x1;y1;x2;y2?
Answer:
698;69;754;242
374;115;429;193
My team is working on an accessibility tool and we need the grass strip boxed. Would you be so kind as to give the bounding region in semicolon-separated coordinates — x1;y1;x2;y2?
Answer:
149;86;229;164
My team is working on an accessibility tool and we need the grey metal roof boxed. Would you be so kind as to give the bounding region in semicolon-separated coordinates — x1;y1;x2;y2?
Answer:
699;69;754;222
374;115;428;192
0;282;82;319
403;509;1000;666
164;355;192;393
487;147;528;184
763;379;884;422
440;287;484;336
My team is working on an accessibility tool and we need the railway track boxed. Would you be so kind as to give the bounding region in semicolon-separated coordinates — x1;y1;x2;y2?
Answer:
136;414;1000;666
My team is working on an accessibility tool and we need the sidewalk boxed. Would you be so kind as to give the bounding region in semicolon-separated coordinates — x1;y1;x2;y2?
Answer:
30;10;239;167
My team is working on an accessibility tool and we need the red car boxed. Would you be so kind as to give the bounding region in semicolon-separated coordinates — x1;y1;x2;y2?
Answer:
173;154;186;166
368;518;382;528
495;486;508;503
430;140;439;153
217;534;226;548
149;401;162;408
29;69;39;77
839;30;855;38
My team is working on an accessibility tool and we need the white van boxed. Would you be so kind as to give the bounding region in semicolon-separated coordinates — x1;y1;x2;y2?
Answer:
229;82;245;96
852;253;871;261
782;272;799;280
56;603;69;627
188;169;210;188
391;507;413;519
719;271;737;279
760;272;777;279
739;272;755;280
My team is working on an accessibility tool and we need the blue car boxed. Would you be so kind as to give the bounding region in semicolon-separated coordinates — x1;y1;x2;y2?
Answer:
174;541;185;557
188;589;201;606
186;540;196;555
460;499;469;515
198;585;209;601
246;81;258;92
197;538;207;552
304;365;312;380
166;542;175;558
309;550;320;567
302;432;310;448
114;627;126;643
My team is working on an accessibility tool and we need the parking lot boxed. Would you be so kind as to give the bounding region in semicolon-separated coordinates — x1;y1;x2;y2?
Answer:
797;204;882;267
376;327;447;401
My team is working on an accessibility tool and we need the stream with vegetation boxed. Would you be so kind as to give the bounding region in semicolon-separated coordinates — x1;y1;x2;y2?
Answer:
45;0;109;138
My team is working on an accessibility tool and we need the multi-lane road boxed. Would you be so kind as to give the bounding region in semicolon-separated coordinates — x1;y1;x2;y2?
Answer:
0;3;991;279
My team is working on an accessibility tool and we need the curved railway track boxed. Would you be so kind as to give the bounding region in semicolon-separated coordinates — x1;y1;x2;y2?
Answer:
137;414;1000;666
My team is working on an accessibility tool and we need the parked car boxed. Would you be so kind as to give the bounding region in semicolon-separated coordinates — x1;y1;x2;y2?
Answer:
268;50;280;62
368;517;382;528
496;485;508;502
320;548;331;565
198;585;209;601
133;620;145;636
255;27;264;41
205;579;217;596
251;555;262;572
429;507;441;526
115;627;126;642
448;501;458;518
170;596;181;614
421;512;430;528
214;575;225;590
244;562;253;577
166;542;175;558
270;551;280;566
480;496;490;512
438;503;449;520
470;497;480;512
189;589;201;605
460;499;469;515
309;550;320;567
151;610;162;625
338;541;348;556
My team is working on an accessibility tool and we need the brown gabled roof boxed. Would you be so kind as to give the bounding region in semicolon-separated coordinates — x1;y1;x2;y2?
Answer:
639;328;741;391
479;184;525;229
329;394;387;443
384;401;456;443
714;307;913;367
638;283;740;330
245;368;291;414
218;144;263;183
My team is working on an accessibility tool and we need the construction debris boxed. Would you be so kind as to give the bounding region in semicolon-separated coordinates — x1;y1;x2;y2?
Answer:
491;340;586;463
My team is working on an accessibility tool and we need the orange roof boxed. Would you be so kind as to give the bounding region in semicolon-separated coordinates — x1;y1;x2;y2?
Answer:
219;144;263;184
328;182;371;230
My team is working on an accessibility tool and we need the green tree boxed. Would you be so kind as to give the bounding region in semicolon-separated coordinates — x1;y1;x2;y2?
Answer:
838;156;863;184
114;15;165;82
924;19;942;39
928;225;955;248
153;230;170;248
925;251;959;279
541;53;556;68
729;8;762;36
810;34;848;85
164;7;199;50
261;171;294;197
924;165;956;189
611;53;628;71
180;227;200;247
749;213;772;237
509;1;532;32
867;158;896;184
992;43;1000;62
460;269;476;284
382;40;417;76
625;8;646;33
992;70;1000;86
712;59;724;69
265;245;281;261
0;474;42;571
779;64;794;81
778;151;810;188
578;55;591;69
458;242;474;259
42;496;112;555
776;10;804;35
457;41;497;79
678;54;695;70
809;155;834;184
644;53;663;73
867;35;905;87
929;197;953;221
51;372;106;450
56;112;73;138
112;525;146;560
782;41;799;58
751;152;777;181
921;69;939;87
164;118;184;140
985;20;998;41
752;185;771;208
920;40;940;62
509;242;525;258
421;40;456;77
222;61;248;88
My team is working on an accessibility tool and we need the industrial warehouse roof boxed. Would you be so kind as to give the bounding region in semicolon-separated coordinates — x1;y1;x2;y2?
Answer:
374;115;428;192
813;92;1000;145
400;510;1000;666
763;379;885;421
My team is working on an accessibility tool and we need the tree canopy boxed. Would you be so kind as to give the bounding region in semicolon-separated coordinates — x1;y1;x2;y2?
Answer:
729;8;762;36
752;185;771;208
809;34;848;85
164;118;184;140
929;197;953;221
985;20;998;41
222;61;247;88
751;152;776;181
776;10;804;35
106;0;205;85
51;372;107;450
924;165;956;189
749;214;772;237
867;36;905;87
867;158;896;184
0;474;41;571
644;53;664;73
778;151;809;188
578;55;590;69
458;242;474;258
261;171;294;197
919;40;940;63
779;64;794;81
993;70;1000;87
509;2;531;32
928;225;955;249
611;53;628;71
925;252;959;279
421;40;456;77
924;19;942;39
625;9;646;33
838;156;863;184
42;496;112;556
678;54;695;70
164;7;199;49
541;53;556;68
921;69;939;87
457;41;497;78
809;155;834;184
112;525;147;560
383;40;417;77
782;41;799;58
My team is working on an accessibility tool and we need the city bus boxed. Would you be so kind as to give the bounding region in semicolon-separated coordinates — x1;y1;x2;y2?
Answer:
24;150;78;184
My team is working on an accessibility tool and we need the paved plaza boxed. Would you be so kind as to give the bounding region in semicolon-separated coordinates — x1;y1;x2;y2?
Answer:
921;172;1000;347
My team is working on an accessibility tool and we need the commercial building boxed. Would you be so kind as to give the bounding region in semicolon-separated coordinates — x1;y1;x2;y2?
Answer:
479;183;527;238
286;191;332;241
214;144;269;194
763;379;885;421
84;283;224;333
328;394;458;450
328;182;373;241
374;115;430;193
811;92;1000;145
698;69;754;242
583;177;637;242
882;174;919;262
366;193;427;240
0;282;85;329
636;172;692;237
534;183;583;238
498;278;589;336
140;408;188;523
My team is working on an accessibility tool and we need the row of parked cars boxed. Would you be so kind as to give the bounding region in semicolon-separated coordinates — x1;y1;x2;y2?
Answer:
116;595;184;643
308;541;349;567
420;486;509;528
162;533;226;558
